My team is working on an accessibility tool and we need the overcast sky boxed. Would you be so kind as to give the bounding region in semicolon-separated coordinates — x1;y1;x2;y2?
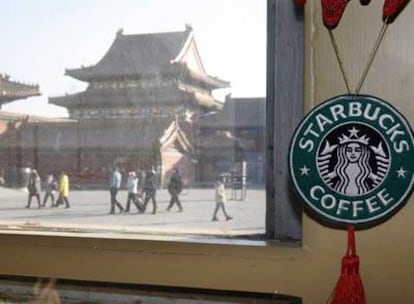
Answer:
0;0;266;117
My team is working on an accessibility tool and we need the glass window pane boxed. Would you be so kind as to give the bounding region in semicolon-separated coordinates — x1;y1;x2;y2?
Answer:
0;0;266;239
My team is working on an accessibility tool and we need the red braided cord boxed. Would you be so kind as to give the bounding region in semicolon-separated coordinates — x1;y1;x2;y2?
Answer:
383;0;408;17
296;0;409;24
321;0;349;29
382;0;407;17
346;226;356;256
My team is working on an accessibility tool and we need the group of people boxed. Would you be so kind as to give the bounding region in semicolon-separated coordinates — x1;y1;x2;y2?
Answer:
25;165;233;222
26;170;70;209
108;166;232;221
108;166;183;215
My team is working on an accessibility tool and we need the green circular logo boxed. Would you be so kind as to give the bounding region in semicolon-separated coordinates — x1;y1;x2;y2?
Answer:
289;94;414;226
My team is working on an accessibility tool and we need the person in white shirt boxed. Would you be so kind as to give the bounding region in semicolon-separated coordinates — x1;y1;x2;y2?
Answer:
109;166;124;214
125;171;143;212
212;176;232;221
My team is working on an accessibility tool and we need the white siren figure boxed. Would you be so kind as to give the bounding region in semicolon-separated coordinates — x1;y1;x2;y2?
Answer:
318;126;390;195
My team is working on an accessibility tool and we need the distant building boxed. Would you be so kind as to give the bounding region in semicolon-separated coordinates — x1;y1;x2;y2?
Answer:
50;26;228;120
198;95;265;185
0;26;230;187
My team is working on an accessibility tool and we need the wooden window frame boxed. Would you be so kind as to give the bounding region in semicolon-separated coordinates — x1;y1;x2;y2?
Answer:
266;0;303;241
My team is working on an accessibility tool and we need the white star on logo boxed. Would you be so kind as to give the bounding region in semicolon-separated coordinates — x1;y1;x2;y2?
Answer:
300;165;310;176
348;126;360;138
396;167;407;178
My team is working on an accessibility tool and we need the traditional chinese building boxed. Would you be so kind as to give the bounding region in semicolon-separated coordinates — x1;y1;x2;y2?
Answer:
13;26;229;187
51;26;228;120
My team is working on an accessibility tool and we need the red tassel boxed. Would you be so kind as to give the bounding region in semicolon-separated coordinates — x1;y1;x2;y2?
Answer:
321;0;349;30
329;227;366;304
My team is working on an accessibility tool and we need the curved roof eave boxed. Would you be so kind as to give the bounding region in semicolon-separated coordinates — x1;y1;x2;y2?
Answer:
0;75;41;103
65;68;90;82
187;69;230;89
48;92;83;107
170;30;207;75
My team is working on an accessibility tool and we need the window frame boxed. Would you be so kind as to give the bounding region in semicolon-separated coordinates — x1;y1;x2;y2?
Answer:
266;0;303;241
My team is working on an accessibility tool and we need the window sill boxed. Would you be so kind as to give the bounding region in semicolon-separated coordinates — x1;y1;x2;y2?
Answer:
0;227;301;248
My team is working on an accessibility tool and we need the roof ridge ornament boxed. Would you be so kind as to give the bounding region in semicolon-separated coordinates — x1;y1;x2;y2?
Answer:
116;28;124;38
185;24;193;32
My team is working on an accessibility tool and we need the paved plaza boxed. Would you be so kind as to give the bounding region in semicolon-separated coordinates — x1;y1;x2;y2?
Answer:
0;186;266;238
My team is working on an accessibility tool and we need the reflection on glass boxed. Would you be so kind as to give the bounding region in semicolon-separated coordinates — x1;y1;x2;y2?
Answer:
0;276;300;303
30;278;61;304
0;1;266;238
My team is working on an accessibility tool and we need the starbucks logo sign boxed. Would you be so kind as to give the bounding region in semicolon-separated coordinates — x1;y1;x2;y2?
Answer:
289;95;414;226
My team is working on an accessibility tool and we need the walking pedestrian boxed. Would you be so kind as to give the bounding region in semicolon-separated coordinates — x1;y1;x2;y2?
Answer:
42;173;57;207
109;165;124;214
57;170;70;208
125;171;144;212
166;168;183;212
26;169;41;209
212;176;232;221
142;169;157;214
